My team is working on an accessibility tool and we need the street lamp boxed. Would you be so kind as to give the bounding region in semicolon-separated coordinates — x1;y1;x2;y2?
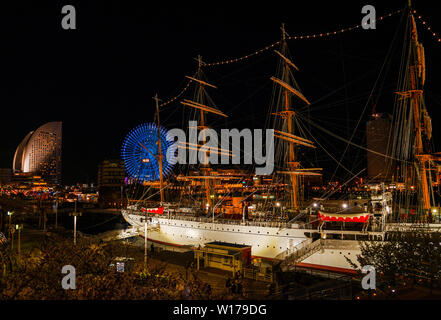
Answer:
7;211;13;226
144;214;151;271
144;215;148;270
10;225;15;250
69;200;81;245
7;211;13;239
15;224;23;257
54;200;59;229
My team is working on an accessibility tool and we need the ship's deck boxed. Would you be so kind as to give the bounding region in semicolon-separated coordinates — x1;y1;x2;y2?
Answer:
124;209;301;229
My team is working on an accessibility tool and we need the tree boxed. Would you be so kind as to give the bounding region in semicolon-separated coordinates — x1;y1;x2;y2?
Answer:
348;229;441;290
0;232;220;300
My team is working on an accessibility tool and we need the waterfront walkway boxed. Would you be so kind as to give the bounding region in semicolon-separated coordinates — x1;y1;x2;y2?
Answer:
141;247;270;299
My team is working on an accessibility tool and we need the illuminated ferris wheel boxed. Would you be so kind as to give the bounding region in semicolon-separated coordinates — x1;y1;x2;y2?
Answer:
121;123;174;182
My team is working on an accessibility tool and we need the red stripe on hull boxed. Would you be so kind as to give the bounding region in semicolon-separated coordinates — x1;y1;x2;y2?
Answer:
296;262;357;275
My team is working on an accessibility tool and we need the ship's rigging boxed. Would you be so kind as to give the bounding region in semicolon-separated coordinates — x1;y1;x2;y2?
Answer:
124;3;441;224
389;5;441;221
118;3;441;277
270;24;322;214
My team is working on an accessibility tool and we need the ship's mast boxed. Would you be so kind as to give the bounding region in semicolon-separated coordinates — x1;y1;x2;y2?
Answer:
154;94;165;204
196;56;212;211
396;6;433;215
181;56;228;212
282;24;298;211
272;24;321;213
136;95;166;204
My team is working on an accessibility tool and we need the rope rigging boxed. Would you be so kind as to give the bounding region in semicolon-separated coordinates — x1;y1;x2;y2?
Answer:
324;9;406;186
203;9;402;67
124;5;441;218
156;8;403;109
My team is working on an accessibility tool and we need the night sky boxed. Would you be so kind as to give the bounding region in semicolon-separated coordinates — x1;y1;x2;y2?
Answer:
1;0;440;184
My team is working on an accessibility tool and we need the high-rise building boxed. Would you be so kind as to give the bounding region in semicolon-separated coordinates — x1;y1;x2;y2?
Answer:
97;159;125;208
366;114;393;182
13;122;62;185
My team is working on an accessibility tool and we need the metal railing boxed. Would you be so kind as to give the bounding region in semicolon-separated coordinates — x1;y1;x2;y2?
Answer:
270;268;354;299
281;239;324;269
243;267;273;283
276;277;353;300
274;238;313;260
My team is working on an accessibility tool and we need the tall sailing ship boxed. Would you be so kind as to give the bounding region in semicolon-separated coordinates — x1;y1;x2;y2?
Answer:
122;5;441;273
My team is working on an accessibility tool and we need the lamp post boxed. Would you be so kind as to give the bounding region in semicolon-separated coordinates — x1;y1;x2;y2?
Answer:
38;197;42;229
69;200;81;245
54;200;58;229
7;211;13;239
15;224;23;257
7;211;12;227
10;226;15;250
144;213;148;270
43;207;47;233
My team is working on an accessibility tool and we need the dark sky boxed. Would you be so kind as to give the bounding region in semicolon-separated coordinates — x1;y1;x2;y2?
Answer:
1;0;440;184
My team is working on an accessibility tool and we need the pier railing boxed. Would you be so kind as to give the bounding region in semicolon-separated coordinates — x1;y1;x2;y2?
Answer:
243;267;273;283
274;238;313;261
272;274;353;300
279;239;324;270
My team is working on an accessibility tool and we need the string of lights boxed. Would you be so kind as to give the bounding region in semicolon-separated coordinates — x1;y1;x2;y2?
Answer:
204;41;282;67
159;9;403;106
413;10;441;43
204;9;402;67
159;73;196;107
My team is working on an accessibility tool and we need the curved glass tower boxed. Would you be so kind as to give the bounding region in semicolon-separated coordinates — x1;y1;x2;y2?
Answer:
13;122;62;184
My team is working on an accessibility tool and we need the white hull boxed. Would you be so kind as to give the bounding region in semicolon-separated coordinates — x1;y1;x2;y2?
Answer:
122;210;361;273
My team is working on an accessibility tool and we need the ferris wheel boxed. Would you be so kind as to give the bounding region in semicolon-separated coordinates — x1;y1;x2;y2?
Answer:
121;123;174;182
